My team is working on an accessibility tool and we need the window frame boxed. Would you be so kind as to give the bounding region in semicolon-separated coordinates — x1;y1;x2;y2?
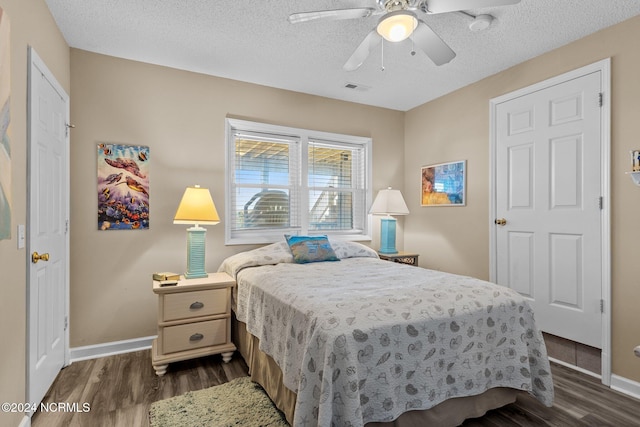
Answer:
225;118;372;245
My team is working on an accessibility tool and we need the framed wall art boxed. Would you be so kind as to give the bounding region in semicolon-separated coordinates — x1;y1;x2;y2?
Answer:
97;143;149;230
0;7;11;240
421;160;466;206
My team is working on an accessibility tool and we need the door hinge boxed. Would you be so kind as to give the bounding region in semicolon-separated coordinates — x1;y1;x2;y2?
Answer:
600;299;604;313
64;316;68;331
598;92;604;107
65;219;69;234
65;123;75;137
598;196;603;210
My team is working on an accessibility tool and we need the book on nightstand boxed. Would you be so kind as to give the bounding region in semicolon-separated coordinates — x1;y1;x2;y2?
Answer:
158;280;178;287
153;272;180;281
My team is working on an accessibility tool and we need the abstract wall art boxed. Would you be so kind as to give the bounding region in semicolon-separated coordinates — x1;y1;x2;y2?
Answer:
421;160;466;207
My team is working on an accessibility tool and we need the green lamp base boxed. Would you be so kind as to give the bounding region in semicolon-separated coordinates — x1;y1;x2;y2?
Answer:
185;226;208;279
378;217;398;254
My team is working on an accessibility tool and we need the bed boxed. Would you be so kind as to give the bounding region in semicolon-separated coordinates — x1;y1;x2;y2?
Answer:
219;240;553;426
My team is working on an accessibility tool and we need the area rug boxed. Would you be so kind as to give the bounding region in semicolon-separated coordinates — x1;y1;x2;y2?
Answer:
149;376;289;427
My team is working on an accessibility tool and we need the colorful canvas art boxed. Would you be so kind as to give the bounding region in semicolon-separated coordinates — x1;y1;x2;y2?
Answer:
97;143;149;230
421;160;466;206
0;7;11;240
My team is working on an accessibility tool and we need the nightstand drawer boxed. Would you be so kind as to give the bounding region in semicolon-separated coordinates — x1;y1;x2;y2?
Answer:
162;319;227;354
163;288;227;321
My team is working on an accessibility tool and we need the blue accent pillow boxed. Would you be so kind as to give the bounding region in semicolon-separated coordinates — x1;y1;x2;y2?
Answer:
284;235;340;264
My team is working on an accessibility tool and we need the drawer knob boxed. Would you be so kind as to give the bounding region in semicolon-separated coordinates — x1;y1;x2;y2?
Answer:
190;301;204;310
189;333;204;342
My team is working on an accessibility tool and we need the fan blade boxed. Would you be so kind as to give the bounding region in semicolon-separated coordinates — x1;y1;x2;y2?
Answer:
288;8;375;24
423;0;520;14
412;21;456;66
343;30;382;71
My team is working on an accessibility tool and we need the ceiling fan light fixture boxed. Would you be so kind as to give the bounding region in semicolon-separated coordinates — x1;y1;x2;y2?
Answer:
377;10;418;42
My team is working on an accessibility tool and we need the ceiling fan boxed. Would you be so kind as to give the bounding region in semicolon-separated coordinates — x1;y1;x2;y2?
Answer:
288;0;521;71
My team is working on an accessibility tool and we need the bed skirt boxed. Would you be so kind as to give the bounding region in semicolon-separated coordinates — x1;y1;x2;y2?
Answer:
233;316;521;426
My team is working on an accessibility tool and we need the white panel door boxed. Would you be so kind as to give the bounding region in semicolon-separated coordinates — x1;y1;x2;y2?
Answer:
28;48;69;408
495;71;602;348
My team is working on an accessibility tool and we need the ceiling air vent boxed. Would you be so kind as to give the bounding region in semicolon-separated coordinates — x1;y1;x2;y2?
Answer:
344;82;371;92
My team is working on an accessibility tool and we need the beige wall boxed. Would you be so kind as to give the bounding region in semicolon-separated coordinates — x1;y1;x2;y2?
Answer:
69;49;405;347
404;15;640;382
0;1;70;426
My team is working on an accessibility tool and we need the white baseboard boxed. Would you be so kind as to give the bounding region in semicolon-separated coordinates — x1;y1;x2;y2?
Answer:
549;356;640;401
69;335;155;362
611;374;640;400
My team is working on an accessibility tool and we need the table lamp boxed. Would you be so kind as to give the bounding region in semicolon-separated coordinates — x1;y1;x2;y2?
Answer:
173;185;220;279
369;187;409;254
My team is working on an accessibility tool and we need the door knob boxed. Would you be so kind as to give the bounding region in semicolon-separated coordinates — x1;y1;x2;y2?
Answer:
32;252;50;263
494;218;507;226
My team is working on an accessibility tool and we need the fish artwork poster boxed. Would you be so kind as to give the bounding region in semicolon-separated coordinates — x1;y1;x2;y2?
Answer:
97;143;149;230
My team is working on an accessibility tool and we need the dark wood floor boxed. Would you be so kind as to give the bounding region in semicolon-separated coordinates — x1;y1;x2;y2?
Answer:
31;350;640;427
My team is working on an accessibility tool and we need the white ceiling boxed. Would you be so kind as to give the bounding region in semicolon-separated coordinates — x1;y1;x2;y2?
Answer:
45;0;640;111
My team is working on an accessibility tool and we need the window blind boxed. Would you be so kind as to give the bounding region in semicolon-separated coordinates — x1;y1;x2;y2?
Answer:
308;140;365;233
230;132;300;234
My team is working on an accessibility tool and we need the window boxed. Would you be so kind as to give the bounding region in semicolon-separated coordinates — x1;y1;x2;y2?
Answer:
225;119;372;245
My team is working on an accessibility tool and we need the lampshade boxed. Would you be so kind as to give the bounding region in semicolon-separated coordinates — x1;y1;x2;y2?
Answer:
370;187;410;216
173;185;220;226
377;10;418;42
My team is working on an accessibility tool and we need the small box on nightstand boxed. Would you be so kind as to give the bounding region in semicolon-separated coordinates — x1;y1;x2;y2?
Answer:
378;251;419;266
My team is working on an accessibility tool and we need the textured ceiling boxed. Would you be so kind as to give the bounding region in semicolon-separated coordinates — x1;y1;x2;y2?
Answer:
45;0;640;111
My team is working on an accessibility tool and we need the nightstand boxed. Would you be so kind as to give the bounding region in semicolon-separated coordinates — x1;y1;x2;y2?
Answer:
378;251;419;266
151;272;236;376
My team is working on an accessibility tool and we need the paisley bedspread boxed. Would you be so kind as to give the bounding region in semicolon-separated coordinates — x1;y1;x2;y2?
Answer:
219;242;554;427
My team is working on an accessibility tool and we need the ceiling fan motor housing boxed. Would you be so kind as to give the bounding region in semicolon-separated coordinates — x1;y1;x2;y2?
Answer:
378;0;412;12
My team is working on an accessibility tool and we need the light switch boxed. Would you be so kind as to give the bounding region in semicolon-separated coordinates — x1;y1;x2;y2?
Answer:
17;224;25;249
